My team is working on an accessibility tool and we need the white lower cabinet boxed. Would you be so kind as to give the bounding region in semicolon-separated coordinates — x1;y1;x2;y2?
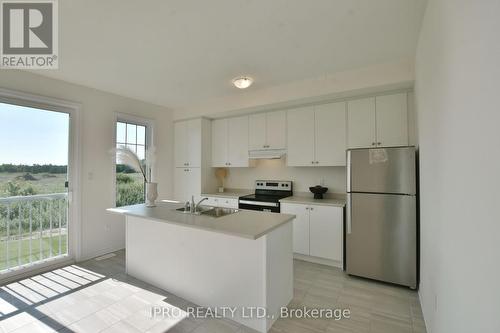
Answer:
282;203;310;255
204;196;238;209
309;205;343;261
281;203;343;264
174;167;201;203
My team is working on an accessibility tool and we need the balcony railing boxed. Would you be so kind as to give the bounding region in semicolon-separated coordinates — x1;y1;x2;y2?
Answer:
0;192;68;273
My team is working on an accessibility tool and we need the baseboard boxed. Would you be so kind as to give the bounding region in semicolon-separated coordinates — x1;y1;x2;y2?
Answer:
293;253;343;268
77;246;125;262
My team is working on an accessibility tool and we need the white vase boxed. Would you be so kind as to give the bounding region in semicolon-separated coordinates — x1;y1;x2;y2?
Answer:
146;182;158;207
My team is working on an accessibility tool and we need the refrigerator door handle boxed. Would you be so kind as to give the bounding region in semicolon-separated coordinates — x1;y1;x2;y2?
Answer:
346;193;352;234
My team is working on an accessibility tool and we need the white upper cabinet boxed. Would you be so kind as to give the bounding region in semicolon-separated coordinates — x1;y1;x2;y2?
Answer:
375;93;408;147
314;102;346;166
212;119;228;167
227;116;250;167
248;113;267;150
347;97;377;149
174;119;201;167
347;93;408;148
248;110;286;150
287;103;346;166
174;121;186;167
287;106;315;166
186;119;202;167
212;116;250;167
265;110;286;149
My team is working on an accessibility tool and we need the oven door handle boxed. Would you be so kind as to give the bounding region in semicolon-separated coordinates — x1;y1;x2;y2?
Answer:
239;200;279;207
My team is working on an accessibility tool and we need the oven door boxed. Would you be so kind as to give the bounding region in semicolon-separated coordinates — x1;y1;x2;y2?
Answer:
238;200;280;213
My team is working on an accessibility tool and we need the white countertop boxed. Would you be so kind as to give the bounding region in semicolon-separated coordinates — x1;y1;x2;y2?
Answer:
201;190;252;199
107;202;295;240
279;196;346;207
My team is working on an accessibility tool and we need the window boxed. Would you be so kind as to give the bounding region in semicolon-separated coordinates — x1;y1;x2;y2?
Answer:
115;121;148;207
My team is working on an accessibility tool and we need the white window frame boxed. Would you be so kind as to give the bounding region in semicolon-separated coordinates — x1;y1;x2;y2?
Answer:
112;112;154;208
0;88;82;282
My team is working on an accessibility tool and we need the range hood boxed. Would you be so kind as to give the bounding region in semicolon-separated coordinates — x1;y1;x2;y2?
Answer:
248;149;286;160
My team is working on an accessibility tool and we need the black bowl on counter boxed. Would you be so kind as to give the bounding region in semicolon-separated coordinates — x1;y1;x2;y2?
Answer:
309;186;328;199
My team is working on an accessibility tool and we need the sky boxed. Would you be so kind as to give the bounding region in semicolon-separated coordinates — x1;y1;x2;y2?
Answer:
0;102;69;165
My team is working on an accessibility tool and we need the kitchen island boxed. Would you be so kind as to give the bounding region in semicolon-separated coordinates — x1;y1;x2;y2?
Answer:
108;202;295;332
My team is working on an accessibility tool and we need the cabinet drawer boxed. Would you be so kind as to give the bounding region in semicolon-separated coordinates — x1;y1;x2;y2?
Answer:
219;198;238;208
205;197;238;209
205;197;219;206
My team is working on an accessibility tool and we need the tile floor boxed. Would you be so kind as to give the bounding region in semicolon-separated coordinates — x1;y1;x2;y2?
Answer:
0;251;426;333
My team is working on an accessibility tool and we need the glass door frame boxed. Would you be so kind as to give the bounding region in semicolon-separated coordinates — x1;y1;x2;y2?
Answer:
0;87;82;282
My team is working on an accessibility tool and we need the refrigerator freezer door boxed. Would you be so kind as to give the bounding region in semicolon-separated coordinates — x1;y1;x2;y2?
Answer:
347;147;416;195
346;193;416;288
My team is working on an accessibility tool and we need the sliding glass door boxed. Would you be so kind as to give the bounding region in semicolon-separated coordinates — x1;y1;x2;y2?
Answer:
0;102;70;273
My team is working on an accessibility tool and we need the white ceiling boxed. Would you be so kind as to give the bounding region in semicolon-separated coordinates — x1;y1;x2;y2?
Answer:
36;0;427;110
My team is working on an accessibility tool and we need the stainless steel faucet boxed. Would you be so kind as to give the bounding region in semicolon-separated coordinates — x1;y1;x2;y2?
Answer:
195;197;209;212
189;196;209;213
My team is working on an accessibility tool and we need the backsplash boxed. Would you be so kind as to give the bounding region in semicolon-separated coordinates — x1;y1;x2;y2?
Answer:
221;158;346;194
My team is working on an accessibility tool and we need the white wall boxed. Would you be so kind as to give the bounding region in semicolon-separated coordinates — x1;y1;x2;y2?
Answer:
222;159;346;195
415;1;500;332
0;70;174;260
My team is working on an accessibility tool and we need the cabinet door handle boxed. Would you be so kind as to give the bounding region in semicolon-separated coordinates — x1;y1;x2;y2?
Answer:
305;207;309;210
310;207;314;211
377;142;381;145
372;142;376;146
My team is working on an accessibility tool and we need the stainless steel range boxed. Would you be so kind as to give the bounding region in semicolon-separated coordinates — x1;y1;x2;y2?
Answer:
239;180;293;213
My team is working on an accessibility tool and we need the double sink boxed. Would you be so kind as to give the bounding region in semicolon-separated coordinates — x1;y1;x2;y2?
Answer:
175;206;239;218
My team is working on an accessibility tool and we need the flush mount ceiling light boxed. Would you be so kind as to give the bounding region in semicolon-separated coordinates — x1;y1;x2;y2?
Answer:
232;76;253;89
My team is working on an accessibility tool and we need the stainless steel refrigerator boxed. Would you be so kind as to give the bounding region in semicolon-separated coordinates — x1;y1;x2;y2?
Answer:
346;146;417;289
